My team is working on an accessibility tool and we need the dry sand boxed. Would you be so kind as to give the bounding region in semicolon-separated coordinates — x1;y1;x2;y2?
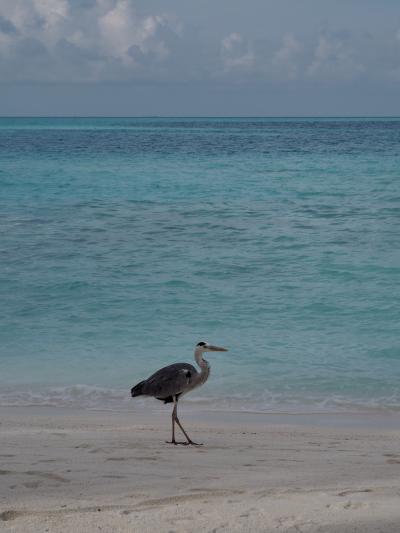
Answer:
1;406;400;532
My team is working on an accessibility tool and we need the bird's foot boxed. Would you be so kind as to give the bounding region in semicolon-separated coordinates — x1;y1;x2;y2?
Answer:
165;440;188;445
186;440;203;446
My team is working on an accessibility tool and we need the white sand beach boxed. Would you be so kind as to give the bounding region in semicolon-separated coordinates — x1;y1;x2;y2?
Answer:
1;407;400;532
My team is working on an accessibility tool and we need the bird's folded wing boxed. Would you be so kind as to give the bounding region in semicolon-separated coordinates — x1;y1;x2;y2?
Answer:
142;363;196;398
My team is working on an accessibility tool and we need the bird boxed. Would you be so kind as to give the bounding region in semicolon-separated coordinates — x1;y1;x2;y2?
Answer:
131;341;228;445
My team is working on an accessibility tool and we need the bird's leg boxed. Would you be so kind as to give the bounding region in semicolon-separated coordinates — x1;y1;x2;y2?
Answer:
165;397;186;445
174;405;203;446
166;398;177;444
165;398;202;445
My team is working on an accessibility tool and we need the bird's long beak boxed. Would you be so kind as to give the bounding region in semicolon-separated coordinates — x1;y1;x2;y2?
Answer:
208;345;228;352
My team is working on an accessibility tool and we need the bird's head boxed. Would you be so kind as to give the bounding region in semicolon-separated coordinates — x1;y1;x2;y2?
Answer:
195;341;228;353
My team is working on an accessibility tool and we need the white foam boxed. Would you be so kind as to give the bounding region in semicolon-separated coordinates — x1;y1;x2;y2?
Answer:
1;384;400;414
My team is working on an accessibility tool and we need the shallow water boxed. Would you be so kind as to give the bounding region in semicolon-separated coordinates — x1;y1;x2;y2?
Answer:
1;117;399;411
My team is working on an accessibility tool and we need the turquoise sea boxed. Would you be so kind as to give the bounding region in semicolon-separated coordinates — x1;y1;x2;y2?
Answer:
1;117;399;412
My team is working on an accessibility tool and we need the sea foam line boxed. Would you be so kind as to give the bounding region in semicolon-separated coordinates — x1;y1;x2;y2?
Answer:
1;384;400;413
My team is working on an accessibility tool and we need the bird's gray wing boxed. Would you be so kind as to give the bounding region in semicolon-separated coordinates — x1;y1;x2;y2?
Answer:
141;363;197;399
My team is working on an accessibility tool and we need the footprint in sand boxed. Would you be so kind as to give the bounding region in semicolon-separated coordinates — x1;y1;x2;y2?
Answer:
384;453;400;464
88;448;109;454
0;510;22;522
106;457;134;462
343;500;367;510
23;481;42;489
337;489;373;497
189;488;217;492
25;471;70;483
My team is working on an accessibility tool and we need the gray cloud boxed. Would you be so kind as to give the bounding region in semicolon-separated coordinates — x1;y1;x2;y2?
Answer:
220;33;254;72
0;0;399;86
0;0;182;81
0;16;18;35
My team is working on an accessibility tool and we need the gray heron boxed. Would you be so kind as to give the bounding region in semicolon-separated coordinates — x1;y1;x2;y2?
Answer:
131;341;228;445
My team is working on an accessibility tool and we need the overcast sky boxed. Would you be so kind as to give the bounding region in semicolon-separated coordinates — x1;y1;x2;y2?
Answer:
1;0;400;116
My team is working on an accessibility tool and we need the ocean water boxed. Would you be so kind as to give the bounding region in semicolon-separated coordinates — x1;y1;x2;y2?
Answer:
1;117;399;412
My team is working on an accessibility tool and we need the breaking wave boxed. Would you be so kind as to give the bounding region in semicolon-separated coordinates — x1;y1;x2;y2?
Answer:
1;384;400;414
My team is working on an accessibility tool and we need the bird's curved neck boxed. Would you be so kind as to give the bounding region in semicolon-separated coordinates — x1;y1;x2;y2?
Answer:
194;348;210;373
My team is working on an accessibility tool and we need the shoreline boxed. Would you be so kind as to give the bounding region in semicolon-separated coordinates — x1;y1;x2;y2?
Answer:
3;404;400;430
2;382;400;420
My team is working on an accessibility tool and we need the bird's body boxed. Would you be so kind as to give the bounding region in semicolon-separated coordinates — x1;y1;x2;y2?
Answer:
131;342;227;445
131;362;206;403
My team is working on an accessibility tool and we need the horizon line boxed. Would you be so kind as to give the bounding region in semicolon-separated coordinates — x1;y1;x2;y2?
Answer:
1;115;400;119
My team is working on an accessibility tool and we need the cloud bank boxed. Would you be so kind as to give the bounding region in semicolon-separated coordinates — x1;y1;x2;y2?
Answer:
0;0;182;81
0;0;399;84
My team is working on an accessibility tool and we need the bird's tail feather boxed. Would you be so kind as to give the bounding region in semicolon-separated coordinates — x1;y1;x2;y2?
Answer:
131;380;145;398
